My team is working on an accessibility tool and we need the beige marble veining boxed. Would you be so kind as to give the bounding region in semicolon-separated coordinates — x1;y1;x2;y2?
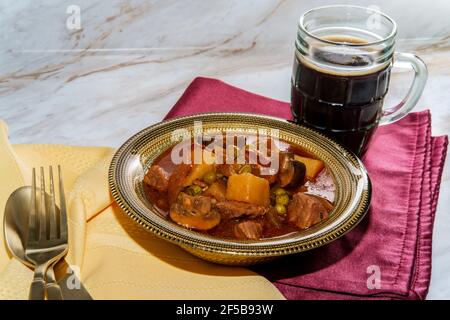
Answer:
0;0;449;299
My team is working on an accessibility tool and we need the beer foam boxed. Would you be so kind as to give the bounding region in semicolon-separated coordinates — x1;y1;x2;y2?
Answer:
296;35;391;76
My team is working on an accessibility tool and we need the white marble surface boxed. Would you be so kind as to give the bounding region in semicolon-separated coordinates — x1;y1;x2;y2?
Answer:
0;0;449;299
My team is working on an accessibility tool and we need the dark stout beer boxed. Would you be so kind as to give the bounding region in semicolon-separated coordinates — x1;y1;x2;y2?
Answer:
291;35;391;155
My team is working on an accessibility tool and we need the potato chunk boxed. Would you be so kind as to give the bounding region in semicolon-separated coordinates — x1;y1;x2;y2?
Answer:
294;155;324;180
183;150;216;187
226;173;270;206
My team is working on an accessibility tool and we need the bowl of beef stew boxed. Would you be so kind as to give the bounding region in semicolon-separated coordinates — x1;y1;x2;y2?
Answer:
109;113;371;265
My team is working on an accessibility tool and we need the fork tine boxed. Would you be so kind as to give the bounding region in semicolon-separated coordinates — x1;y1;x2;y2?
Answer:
39;167;47;241
48;166;58;240
58;165;68;239
28;168;37;243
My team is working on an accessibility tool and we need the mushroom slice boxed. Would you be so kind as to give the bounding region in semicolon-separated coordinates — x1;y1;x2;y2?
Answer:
278;152;306;188
169;193;220;230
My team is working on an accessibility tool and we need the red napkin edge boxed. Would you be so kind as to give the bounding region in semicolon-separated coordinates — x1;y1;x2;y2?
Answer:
431;135;449;214
164;76;292;121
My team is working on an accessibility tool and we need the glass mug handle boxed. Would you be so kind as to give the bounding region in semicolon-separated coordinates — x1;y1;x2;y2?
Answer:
379;52;428;125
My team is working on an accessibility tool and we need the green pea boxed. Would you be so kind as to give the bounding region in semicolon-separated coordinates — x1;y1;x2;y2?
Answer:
274;187;287;196
239;164;252;174
187;185;202;196
203;171;217;185
271;185;280;192
276;194;290;206
275;204;286;215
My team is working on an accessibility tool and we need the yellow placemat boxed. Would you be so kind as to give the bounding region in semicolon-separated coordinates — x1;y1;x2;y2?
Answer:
0;119;284;300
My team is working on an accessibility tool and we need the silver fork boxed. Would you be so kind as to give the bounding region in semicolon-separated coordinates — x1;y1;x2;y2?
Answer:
25;166;68;300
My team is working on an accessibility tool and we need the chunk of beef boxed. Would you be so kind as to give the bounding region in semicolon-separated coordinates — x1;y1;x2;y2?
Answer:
264;207;284;229
287;192;329;229
180;193;211;214
144;165;169;192
216;164;241;177
167;164;192;205
203;181;227;202
215;200;268;219
233;220;263;240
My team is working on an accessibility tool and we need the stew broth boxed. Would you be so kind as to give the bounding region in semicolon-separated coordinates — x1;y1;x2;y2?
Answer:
143;137;335;240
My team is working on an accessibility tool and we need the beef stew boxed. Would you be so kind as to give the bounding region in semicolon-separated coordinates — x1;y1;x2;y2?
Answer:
143;137;335;240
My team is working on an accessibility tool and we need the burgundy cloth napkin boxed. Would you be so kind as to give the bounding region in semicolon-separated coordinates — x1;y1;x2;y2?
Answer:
164;77;448;300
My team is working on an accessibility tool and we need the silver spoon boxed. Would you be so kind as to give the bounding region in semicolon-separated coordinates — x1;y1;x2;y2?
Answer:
3;186;92;300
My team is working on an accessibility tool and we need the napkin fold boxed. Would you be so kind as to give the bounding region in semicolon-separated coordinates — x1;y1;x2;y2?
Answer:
0;119;284;300
164;77;448;300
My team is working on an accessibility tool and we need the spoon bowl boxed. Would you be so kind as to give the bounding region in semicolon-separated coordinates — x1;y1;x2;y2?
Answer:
3;186;54;267
3;186;92;299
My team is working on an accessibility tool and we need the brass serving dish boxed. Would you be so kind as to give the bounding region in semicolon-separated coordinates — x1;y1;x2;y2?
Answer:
108;113;371;265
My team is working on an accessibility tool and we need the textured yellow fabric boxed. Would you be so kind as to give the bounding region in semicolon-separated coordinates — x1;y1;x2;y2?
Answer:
0;120;284;300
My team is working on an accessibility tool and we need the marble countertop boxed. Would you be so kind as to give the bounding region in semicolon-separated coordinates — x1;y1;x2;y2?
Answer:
1;0;449;299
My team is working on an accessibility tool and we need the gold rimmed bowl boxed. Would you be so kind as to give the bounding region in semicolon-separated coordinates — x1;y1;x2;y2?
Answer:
108;113;371;265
